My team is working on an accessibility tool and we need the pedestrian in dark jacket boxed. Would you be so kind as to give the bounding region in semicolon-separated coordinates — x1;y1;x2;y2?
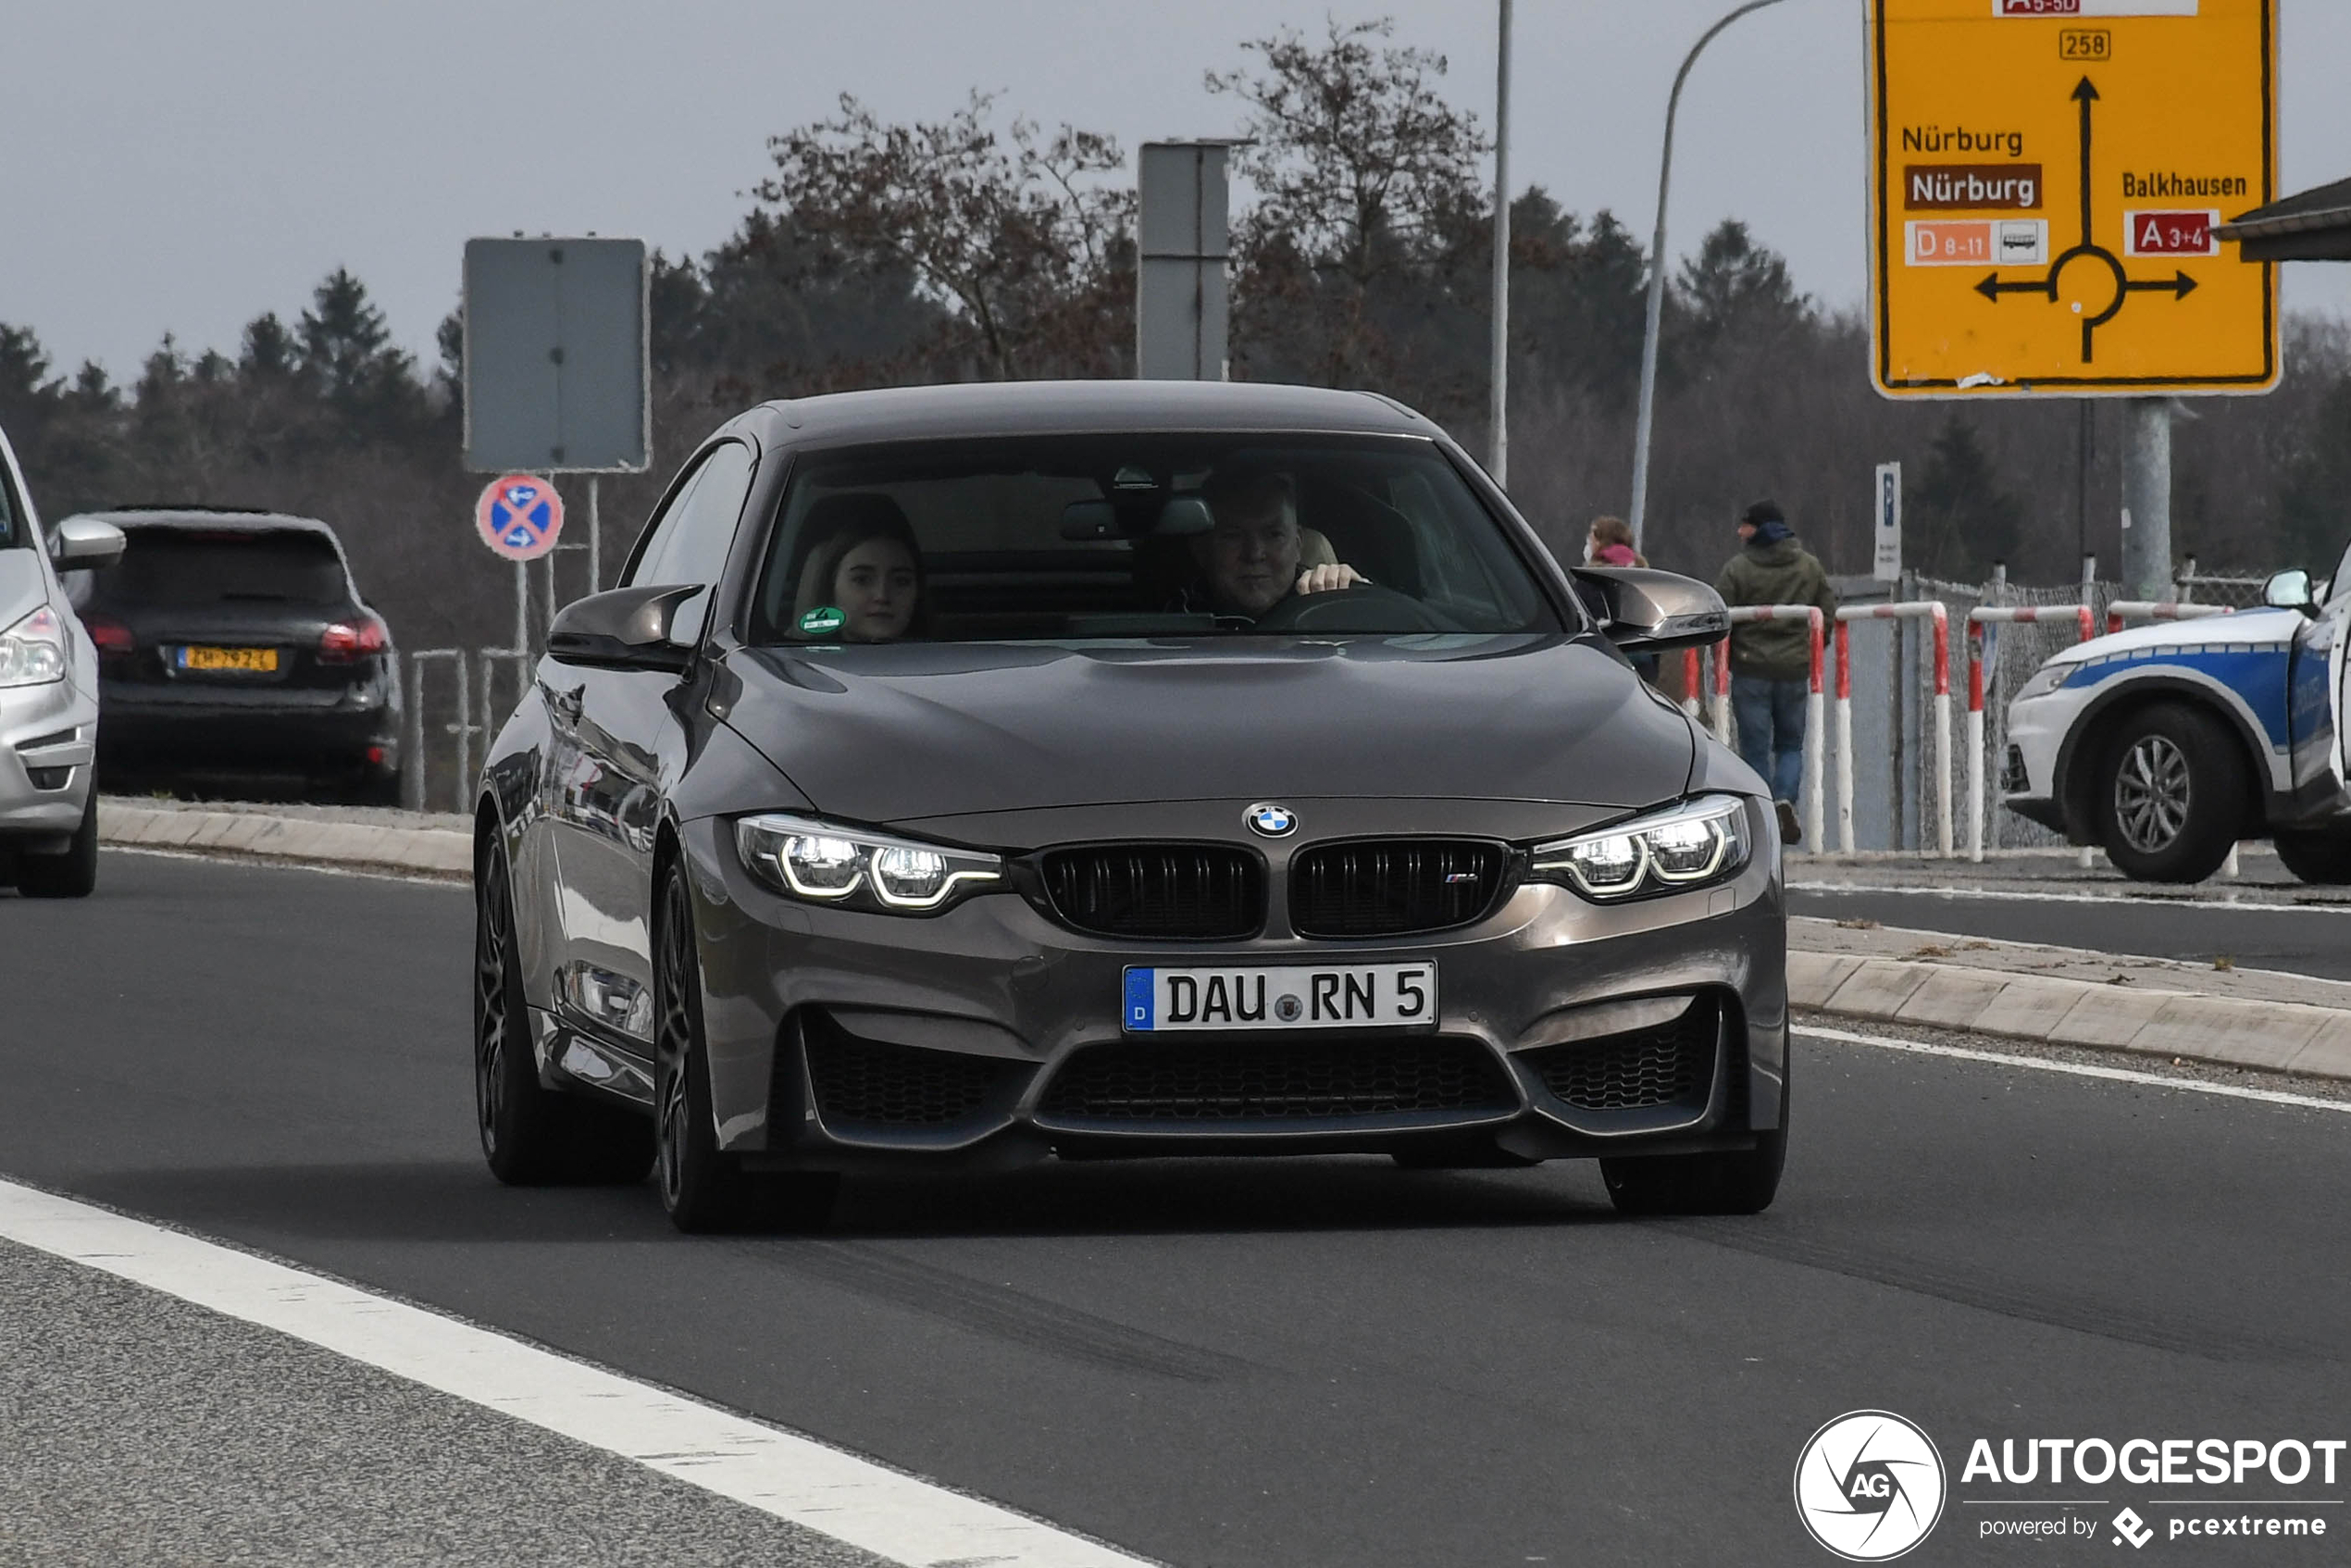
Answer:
1715;499;1837;844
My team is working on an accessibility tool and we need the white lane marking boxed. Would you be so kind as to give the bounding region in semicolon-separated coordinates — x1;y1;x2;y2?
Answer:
1797;1024;2351;1115
1790;880;2351;915
0;1178;1158;1568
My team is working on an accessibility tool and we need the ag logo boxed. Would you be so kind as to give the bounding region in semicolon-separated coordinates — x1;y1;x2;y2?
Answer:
1794;1411;1946;1562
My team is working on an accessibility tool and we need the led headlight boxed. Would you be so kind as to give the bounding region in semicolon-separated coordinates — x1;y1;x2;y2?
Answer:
0;605;68;689
735;813;1003;914
1528;794;1750;902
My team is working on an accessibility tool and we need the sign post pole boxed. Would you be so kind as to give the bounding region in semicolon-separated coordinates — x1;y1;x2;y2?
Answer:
588;477;601;596
2121;398;2172;602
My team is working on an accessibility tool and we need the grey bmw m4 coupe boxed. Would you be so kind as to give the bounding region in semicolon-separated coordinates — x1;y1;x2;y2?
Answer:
474;380;1785;1232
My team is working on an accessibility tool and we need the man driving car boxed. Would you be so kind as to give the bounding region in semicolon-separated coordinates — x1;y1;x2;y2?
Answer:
1189;469;1365;619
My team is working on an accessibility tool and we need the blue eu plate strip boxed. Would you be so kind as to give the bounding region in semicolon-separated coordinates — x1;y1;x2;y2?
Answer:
1124;968;1155;1031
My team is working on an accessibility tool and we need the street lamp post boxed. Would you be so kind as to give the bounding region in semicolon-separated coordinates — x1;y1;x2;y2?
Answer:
1627;0;1788;552
1489;0;1512;487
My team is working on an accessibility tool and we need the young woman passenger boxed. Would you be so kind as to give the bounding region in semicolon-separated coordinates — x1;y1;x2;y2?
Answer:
789;493;930;642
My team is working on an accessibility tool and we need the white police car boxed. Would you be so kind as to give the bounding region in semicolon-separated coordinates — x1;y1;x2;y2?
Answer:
2004;556;2351;884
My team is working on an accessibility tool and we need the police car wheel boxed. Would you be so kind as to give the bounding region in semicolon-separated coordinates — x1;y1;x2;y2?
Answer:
2096;703;2248;883
2273;828;2351;886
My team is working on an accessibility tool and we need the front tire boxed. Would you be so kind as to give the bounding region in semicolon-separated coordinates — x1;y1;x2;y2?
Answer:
2095;703;2248;883
653;864;837;1233
18;792;97;899
476;836;654;1185
2273;827;2351;885
1602;1071;1789;1217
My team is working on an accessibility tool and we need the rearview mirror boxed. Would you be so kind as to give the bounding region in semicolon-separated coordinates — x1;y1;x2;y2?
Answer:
547;584;703;672
50;516;125;569
1571;566;1729;653
2263;568;2316;614
1155;495;1213;536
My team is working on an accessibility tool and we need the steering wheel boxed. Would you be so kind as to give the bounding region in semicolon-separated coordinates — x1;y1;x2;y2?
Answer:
1246;582;1460;634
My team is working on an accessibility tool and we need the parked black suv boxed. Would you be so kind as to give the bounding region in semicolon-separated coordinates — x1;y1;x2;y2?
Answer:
62;508;402;803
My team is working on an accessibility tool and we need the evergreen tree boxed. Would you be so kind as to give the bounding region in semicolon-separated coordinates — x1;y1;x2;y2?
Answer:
1909;415;2023;579
1673;220;1809;367
241;312;299;379
2277;371;2351;576
296;268;426;439
1507;195;1651;407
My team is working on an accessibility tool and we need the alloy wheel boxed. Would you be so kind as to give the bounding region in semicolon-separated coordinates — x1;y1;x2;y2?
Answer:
655;875;694;1211
2113;733;2191;853
474;851;513;1156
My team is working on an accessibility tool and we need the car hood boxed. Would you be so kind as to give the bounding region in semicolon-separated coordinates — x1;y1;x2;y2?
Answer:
0;550;46;626
2048;606;2301;666
721;636;1698;823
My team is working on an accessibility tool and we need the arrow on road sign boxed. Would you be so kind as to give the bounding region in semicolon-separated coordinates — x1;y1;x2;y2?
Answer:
2123;271;2200;300
2071;76;2097;251
1973;273;2053;303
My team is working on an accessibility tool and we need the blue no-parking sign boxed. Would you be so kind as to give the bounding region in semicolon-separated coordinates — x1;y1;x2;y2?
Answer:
475;474;565;562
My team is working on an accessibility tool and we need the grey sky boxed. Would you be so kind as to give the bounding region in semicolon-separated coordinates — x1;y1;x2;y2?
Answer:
7;1;2346;379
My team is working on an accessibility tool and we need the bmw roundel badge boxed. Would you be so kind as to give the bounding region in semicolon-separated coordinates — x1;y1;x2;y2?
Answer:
1245;802;1298;838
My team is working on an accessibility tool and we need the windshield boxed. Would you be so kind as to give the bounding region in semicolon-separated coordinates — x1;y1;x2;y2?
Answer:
747;434;1561;645
91;529;350;608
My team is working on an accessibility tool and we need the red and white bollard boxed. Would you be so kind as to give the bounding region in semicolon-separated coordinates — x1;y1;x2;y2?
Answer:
1965;604;2095;864
1833;603;1952;857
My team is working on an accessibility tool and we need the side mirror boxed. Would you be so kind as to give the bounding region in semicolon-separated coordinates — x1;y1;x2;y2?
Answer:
2263;568;2316;614
547;584;703;672
51;516;126;569
1571;566;1729;653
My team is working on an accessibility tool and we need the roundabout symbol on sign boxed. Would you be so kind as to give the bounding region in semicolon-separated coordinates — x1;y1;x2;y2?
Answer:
476;474;565;562
1970;77;2199;364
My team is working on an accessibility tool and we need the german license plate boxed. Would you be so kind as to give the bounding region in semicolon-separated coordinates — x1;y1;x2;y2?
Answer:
1121;963;1437;1033
178;645;279;672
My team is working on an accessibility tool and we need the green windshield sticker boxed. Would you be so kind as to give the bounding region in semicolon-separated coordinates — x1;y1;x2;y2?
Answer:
798;605;847;636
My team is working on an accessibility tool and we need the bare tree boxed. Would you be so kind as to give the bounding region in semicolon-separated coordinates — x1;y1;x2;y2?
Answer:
757;93;1133;380
1209;17;1488;392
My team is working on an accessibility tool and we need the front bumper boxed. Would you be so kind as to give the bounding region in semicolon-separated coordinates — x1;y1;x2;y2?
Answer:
591;799;1788;1169
0;677;96;845
2000;690;2073;835
97;682;397;779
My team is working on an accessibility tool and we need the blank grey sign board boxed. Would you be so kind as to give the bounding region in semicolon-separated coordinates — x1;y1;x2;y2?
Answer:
464;237;649;473
1136;143;1231;380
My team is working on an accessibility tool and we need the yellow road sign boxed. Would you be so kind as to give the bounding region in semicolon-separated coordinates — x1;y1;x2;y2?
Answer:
1868;0;2276;397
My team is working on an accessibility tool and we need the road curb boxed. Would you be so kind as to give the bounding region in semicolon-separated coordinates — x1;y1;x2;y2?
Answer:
1793;952;2351;1083
98;802;471;879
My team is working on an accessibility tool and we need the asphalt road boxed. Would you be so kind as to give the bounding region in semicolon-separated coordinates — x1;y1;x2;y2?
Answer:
1790;882;2351;981
5;851;2349;1566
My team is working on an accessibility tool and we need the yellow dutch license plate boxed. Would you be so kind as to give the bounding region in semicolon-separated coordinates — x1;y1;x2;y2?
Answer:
180;645;279;673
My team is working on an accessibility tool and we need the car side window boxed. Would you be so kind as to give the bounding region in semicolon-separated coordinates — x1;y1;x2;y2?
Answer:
624;440;756;642
2330;536;2351;606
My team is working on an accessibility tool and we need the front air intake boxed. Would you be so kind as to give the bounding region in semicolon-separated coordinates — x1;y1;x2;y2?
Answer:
1038;1036;1516;1122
